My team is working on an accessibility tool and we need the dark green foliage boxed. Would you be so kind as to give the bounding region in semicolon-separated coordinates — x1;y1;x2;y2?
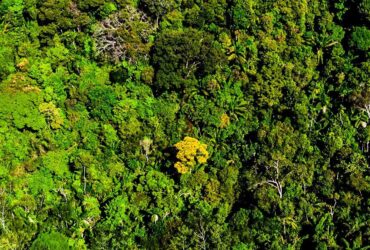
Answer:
140;0;177;19
1;0;370;249
350;26;370;51
153;28;225;92
358;0;370;21
0;44;15;79
88;85;117;121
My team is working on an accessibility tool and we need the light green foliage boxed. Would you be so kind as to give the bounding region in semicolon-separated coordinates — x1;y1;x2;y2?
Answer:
82;196;101;220
76;60;110;91
30;231;72;250
41;150;69;176
27;170;55;196
103;124;119;149
0;90;46;131
0;127;32;168
99;2;118;18
0;0;24;24
0;0;369;249
39;102;64;129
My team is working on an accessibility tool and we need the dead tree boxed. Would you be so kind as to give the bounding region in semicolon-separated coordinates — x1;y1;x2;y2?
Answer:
253;161;284;199
360;103;370;119
140;137;153;162
194;220;207;250
93;6;157;63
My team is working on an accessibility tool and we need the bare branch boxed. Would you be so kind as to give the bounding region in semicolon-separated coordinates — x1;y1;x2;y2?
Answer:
93;6;157;63
194;221;207;250
252;161;284;199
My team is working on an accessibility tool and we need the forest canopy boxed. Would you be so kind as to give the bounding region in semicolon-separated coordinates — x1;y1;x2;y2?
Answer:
0;0;369;249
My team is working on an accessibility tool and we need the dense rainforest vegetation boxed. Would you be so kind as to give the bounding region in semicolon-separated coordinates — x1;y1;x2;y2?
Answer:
0;0;369;249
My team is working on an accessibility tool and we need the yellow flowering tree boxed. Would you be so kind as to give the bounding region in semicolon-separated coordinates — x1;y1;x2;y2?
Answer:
174;137;209;174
